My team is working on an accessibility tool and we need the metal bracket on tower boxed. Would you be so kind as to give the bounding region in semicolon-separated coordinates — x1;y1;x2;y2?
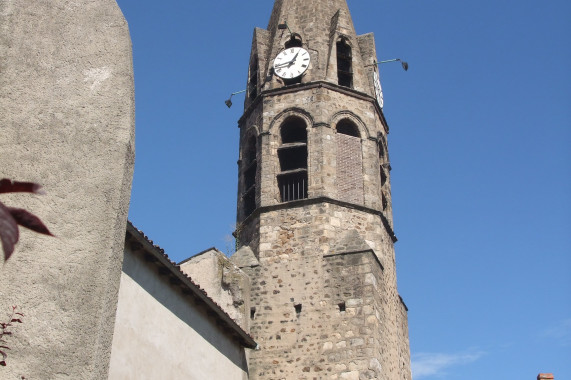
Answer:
367;58;409;71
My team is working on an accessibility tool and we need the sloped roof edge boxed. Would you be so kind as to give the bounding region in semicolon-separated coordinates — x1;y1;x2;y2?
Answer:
125;221;257;349
177;247;221;265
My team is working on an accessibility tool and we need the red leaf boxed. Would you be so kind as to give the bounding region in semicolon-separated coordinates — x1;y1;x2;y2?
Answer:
0;179;43;194
0;360;5;366
0;202;19;261
15;313;24;317
0;346;9;350
0;349;6;359
7;208;52;237
10;319;22;323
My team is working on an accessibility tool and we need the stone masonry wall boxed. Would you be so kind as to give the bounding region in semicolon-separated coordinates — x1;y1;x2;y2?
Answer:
322;251;386;380
244;250;387;380
235;74;406;380
179;249;251;331
397;299;412;379
261;88;387;212
238;87;390;223
235;2;409;377
236;202;409;380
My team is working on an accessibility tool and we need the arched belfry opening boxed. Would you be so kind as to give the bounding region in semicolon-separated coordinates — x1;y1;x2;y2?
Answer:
277;116;308;202
336;118;360;138
242;134;257;217
378;137;390;212
336;37;353;88
248;56;259;101
335;118;363;204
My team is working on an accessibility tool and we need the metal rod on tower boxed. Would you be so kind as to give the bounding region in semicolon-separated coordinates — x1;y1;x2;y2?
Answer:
366;58;409;71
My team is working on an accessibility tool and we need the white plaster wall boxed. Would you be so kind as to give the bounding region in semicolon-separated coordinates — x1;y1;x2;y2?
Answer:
179;249;251;331
0;1;134;378
180;250;221;297
109;248;249;380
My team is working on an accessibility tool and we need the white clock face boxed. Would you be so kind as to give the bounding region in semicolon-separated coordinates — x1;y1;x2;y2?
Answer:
273;47;310;79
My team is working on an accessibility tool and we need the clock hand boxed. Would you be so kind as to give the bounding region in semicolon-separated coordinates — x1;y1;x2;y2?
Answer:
290;51;300;63
275;61;293;68
275;51;302;68
277;54;299;68
276;57;298;68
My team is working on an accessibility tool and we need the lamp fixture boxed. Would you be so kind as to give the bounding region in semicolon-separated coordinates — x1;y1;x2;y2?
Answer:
367;58;409;71
224;89;246;108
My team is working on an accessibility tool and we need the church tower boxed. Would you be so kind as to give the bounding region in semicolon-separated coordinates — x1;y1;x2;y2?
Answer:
231;1;411;378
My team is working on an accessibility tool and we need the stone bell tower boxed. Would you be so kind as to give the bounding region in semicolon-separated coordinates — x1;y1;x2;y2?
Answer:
231;0;411;378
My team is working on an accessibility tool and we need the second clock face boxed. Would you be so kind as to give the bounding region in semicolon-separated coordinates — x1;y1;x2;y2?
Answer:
273;47;310;79
373;70;384;109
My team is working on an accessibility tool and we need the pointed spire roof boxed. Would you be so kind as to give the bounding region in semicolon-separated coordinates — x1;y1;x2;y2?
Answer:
261;0;366;84
267;0;355;38
243;0;381;109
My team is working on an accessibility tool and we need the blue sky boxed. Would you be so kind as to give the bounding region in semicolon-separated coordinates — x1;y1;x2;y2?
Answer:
116;0;570;378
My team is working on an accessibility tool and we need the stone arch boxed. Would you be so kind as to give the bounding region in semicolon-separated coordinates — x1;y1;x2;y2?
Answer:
268;108;314;136
329;111;371;139
242;124;260;142
336;36;353;88
243;133;257;164
240;126;260;218
248;55;259;101
330;112;365;205
377;132;388;161
279;116;307;145
240;125;260;161
376;132;390;211
271;110;311;202
336;119;360;138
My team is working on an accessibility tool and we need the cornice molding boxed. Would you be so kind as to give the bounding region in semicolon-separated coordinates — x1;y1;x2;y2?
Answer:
240;196;397;243
238;81;389;134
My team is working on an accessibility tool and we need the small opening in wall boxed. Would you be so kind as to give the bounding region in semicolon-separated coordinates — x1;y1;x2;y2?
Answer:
278;172;308;202
294;303;302;315
281;118;307;144
380;166;387;186
337;38;353;88
278;116;309;202
250;307;256;319
245;135;257;164
336;119;360;138
283;76;302;85
338;302;346;312
243;188;256;217
249;57;258;100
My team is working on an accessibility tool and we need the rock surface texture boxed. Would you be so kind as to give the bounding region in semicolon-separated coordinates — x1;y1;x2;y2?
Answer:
0;1;134;378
